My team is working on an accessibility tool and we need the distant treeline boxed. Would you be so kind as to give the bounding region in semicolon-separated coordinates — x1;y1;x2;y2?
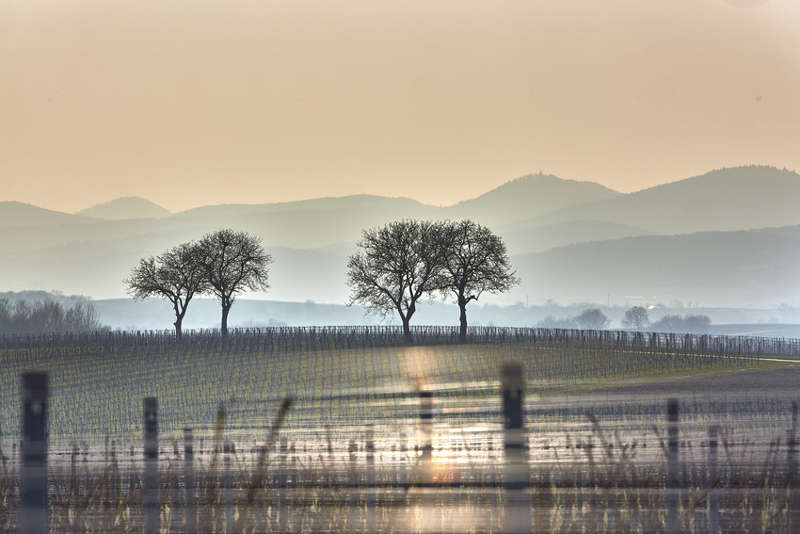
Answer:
651;314;712;333
0;298;106;335
538;307;712;334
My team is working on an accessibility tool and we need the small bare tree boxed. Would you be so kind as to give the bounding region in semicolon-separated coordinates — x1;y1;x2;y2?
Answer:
124;242;208;338
575;308;609;330
199;229;271;336
437;220;518;340
622;306;649;330
347;220;444;337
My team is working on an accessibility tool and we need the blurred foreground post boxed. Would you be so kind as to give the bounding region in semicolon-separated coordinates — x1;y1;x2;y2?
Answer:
502;363;530;534
789;402;800;530
224;440;233;534
347;438;360;534
366;425;377;533
667;398;679;534
184;428;196;534
707;425;719;534
128;446;136;511
20;372;48;534
280;437;289;533
419;388;433;463
143;397;160;534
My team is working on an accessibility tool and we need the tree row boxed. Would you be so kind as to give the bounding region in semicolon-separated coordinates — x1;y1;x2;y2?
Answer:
126;220;517;340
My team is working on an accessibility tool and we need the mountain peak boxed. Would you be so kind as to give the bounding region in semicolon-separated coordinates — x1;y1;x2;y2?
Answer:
78;197;171;220
449;173;621;225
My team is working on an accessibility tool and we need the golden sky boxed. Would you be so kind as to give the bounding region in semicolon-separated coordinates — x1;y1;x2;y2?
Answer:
2;0;799;212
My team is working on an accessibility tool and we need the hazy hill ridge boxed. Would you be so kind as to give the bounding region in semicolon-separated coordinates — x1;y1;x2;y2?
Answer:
511;224;800;308
78;197;171;220
532;166;800;234
446;173;621;225
0;201;92;228
3;165;800;307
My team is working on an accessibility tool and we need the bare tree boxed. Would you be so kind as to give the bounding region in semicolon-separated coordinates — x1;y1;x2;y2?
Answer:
124;242;208;338
199;229;271;336
347;220;444;337
575;308;609;330
622;306;649;330
437;220;518;340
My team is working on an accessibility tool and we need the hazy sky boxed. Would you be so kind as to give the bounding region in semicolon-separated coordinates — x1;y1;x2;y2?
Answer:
2;0;799;213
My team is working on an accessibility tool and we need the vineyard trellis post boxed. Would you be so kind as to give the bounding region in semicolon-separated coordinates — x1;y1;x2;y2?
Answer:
20;372;48;534
502;362;530;534
143;397;160;534
667;398;679;534
708;425;719;534
184;428;196;534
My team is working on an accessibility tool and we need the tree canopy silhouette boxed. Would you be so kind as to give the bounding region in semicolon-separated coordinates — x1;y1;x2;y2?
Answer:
622;306;649;330
575;308;609;330
124;241;208;338
199;229;271;336
437;220;518;340
347;220;444;337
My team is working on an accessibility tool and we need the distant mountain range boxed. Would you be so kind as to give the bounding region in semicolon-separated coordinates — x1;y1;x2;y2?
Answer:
512;225;800;309
2;165;800;308
528;166;800;234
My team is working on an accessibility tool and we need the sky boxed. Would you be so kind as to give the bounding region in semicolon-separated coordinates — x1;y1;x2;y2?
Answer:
1;0;799;213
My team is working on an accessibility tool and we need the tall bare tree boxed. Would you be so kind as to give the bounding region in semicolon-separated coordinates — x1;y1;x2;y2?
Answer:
199;229;271;336
347;220;444;337
438;220;518;340
124;242;208;338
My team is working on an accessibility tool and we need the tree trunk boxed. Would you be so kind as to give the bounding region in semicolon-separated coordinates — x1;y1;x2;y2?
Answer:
221;303;231;337
459;302;468;341
174;316;183;339
401;316;411;338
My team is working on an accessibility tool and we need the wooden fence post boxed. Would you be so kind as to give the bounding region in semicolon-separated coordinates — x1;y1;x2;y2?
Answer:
184;428;196;534
20;372;48;534
502;363;530;534
708;425;719;534
667;398;679;534
143;397;160;534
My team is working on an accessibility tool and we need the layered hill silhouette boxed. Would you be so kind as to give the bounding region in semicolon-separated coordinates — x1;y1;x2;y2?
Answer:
0;201;92;228
530;166;800;234
510;225;800;308
445;173;620;226
78;197;171;220
2;165;799;307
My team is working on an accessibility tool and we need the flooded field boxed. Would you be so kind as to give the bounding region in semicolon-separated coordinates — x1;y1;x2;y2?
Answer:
0;329;798;532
